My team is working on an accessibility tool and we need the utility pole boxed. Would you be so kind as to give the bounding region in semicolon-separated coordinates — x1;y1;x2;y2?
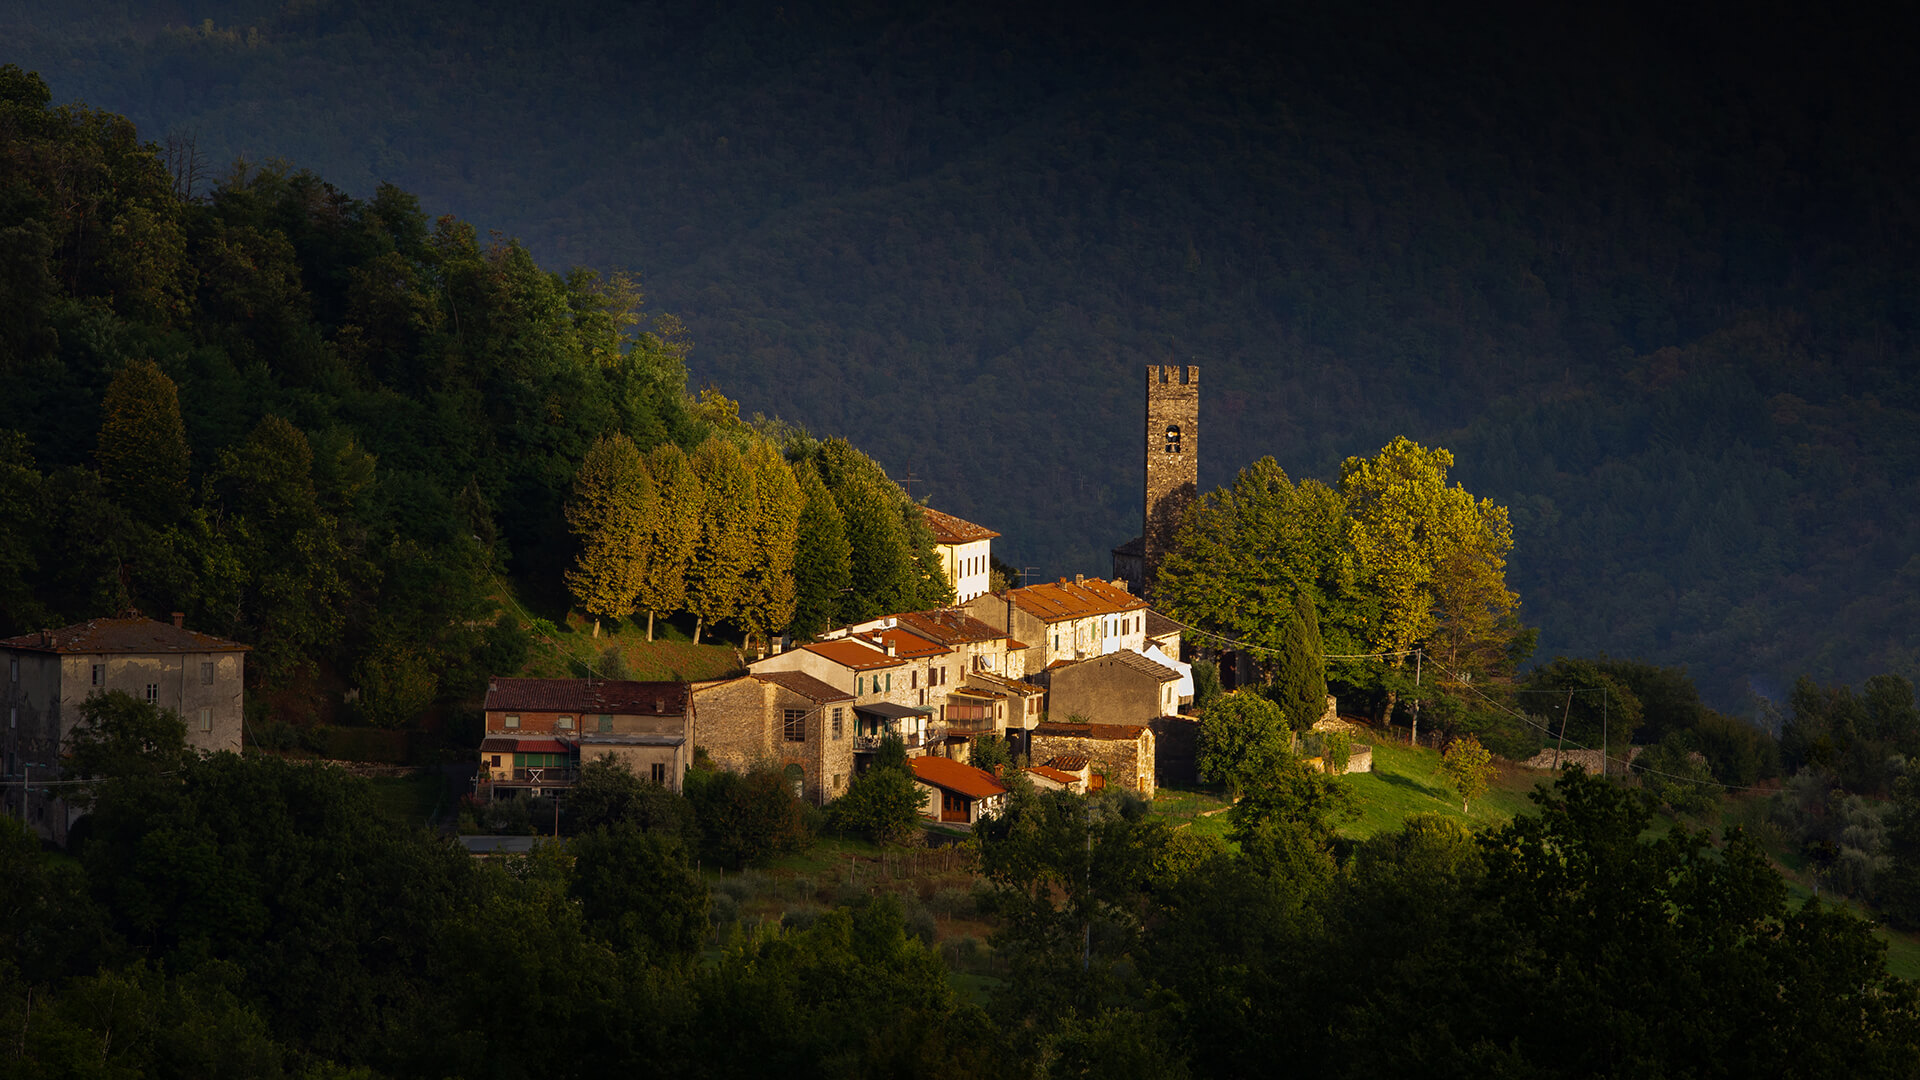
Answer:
1551;689;1575;771
1409;649;1423;747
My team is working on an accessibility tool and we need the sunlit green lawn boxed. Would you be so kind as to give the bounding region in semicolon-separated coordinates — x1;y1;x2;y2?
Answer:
1338;738;1546;840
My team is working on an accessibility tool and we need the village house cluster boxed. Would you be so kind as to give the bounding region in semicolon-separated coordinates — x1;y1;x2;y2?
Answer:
5;366;1210;840
474;531;1201;827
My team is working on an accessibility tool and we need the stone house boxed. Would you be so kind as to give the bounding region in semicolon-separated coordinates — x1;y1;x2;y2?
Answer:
963;576;1147;676
1029;721;1157;797
922;507;999;604
910;755;1007;826
479;678;691;797
1048;650;1185;727
894;609;1029;681
750;636;936;756
690;671;856;805
2;613;249;844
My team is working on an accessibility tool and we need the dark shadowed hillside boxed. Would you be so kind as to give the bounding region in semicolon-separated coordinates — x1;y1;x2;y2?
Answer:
6;0;1918;708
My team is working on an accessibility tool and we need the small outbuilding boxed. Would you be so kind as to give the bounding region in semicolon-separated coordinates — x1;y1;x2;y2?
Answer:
910;755;1008;826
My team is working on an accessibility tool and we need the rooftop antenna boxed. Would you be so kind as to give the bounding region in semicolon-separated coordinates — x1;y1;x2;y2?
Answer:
901;462;922;501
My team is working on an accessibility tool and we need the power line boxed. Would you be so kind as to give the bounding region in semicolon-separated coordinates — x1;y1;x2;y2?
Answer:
1150;607;1755;794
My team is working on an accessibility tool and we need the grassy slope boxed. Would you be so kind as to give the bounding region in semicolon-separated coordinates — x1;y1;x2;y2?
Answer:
498;572;749;684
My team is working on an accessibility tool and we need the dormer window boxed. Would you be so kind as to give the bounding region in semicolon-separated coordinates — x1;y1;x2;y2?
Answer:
1164;424;1182;453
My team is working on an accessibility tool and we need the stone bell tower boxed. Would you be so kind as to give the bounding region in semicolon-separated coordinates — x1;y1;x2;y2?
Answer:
1142;364;1198;593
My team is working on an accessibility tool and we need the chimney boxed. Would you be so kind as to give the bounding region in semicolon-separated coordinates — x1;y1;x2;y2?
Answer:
39;629;52;647
886;641;897;657
171;611;185;629
1075;573;1085;586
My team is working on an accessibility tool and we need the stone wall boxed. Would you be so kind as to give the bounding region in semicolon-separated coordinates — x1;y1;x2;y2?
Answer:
1031;723;1156;796
1143;365;1199;590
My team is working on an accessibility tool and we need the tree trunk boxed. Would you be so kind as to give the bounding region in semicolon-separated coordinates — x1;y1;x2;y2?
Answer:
646;610;655;642
693;616;703;645
592;618;600;639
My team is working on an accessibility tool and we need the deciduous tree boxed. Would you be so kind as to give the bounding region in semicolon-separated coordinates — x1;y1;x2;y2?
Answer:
563;432;654;637
1441;733;1493;812
1198;691;1291;796
640;442;701;640
686;437;753;645
96;357;190;524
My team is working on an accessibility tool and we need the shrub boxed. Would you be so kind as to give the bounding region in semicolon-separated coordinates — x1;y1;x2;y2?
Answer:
905;902;938;945
930;886;972;919
684;766;811;869
827;762;923;844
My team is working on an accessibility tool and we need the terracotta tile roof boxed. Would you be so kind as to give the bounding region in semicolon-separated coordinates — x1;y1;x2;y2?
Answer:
1;616;249;654
802;638;904;671
896;610;1007;645
965;671;1043;697
1027;765;1082;786
1079;649;1179;682
921;506;1000;544
1005;577;1145;623
483;678;687;715
753;671;853;703
1043;755;1090;772
1145;610;1182;640
910;755;1008;799
1033;721;1148;741
855;626;949;659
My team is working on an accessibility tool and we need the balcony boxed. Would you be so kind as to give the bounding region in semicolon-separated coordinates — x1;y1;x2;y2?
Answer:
491;767;578;786
854;732;924;752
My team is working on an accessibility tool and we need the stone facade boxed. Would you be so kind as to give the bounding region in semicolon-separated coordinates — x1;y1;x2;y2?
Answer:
1048;651;1182;727
1030;722;1157;797
690;673;857;805
963;577;1147;676
3;616;248;845
1143;365;1199;594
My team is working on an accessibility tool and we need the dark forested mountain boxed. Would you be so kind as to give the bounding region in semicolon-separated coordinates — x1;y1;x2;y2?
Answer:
5;0;1917;709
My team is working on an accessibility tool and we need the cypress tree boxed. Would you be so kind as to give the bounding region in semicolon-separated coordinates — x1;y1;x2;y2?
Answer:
790;461;852;640
96;357;190;523
1271;588;1328;731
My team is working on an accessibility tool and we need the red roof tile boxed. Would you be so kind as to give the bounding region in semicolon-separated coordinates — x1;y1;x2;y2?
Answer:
752;671;854;703
857;626;949;659
910;755;1008;799
803;638;904;671
1006;578;1145;623
895;610;1008;645
1043;755;1090;772
1;616;249;654
483;678;687;715
1027;766;1082;786
921;507;1000;544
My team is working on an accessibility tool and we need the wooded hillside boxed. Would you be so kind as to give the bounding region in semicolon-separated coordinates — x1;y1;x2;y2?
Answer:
4;0;1918;707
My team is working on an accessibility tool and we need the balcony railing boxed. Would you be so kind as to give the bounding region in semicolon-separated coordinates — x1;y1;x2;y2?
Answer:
854;732;924;752
494;767;578;785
